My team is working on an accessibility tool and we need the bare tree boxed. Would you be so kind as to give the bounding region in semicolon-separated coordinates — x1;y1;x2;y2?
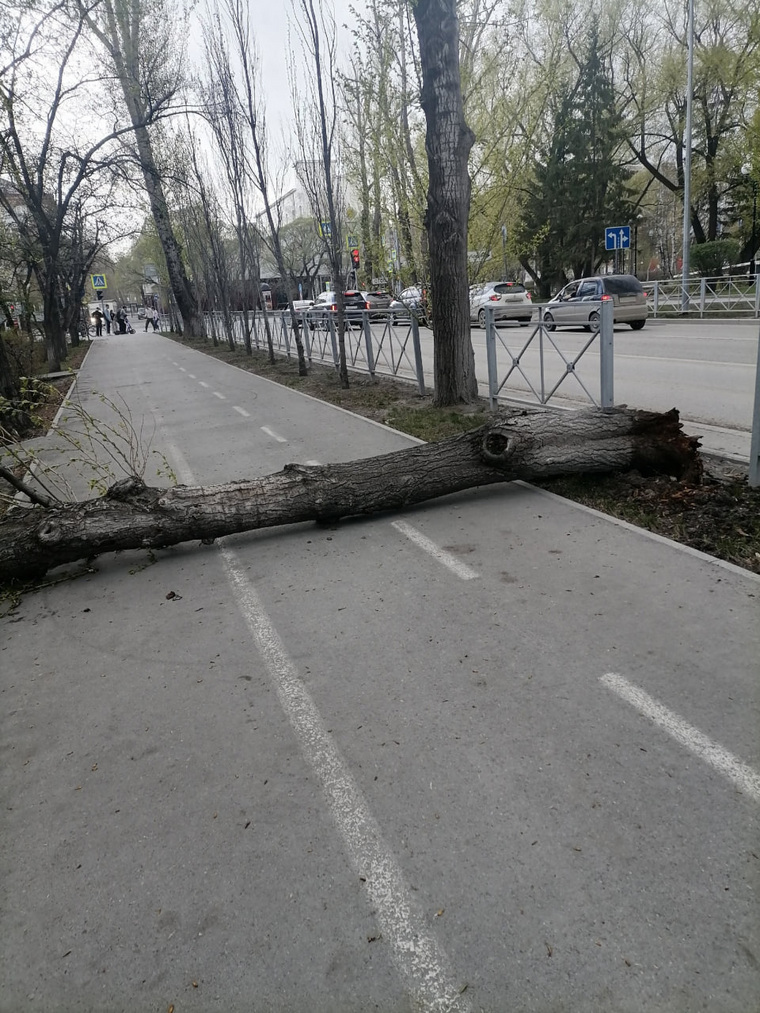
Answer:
0;2;125;369
202;0;308;373
80;0;205;338
411;0;478;405
290;0;350;387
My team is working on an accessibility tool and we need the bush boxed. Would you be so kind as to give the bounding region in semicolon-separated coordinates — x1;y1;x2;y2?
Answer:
689;240;741;276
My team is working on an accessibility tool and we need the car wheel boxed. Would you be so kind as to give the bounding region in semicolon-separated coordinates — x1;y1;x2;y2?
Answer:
543;311;556;332
629;319;646;330
478;309;487;328
588;310;600;332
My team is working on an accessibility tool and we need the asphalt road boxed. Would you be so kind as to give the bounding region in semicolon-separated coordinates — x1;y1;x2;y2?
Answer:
2;332;759;1013
466;318;757;430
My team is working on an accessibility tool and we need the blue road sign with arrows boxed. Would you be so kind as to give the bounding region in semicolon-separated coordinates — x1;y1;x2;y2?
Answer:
605;226;631;251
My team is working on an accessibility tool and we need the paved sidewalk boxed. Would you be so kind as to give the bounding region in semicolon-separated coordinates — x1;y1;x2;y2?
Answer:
2;334;758;1013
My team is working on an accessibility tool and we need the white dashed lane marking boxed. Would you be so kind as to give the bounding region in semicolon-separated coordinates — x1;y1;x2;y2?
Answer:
261;425;287;443
391;520;479;581
601;673;760;803
234;406;250;417
159;436;472;1013
213;391;226;399
198;381;209;388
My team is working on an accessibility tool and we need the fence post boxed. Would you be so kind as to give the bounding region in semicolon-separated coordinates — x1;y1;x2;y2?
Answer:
699;277;706;317
749;326;760;488
653;280;659;317
754;274;760;319
411;316;426;395
485;306;498;410
301;313;313;364
599;298;614;408
362;312;375;376
328;316;339;368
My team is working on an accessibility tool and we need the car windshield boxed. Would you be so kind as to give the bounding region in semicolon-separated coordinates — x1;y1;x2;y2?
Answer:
493;283;526;293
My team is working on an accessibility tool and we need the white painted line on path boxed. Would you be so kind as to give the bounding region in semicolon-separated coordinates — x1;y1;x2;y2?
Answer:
233;406;250;417
179;367;186;372
213;391;226;400
600;673;760;803
261;425;287;443
198;381;209;388
391;520;480;581
188;373;196;379
161;436;471;1013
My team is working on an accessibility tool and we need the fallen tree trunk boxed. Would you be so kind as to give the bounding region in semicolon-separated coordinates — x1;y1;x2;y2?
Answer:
0;407;700;584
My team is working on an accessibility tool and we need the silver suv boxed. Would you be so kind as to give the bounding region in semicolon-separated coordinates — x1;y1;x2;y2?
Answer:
544;275;648;331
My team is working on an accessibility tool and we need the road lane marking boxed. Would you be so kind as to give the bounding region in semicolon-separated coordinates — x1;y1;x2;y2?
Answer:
391;520;479;581
213;391;226;399
161;436;471;1013
600;673;760;803
188;373;196;379
198;381;209;388
233;406;250;417
261;425;287;443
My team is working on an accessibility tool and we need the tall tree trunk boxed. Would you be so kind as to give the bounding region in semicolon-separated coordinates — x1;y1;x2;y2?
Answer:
86;1;204;338
411;0;478;406
130;123;204;338
0;407;700;584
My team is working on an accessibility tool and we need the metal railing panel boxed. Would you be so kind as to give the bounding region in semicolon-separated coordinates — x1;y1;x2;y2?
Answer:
485;304;612;409
649;275;760;317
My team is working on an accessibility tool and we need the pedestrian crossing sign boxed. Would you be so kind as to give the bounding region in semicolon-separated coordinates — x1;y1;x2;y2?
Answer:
90;273;107;290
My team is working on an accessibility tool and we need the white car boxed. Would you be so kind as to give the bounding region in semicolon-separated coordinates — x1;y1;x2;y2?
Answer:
470;281;533;327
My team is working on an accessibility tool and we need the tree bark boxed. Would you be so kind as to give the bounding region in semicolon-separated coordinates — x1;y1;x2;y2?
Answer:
412;0;478;405
0;408;700;585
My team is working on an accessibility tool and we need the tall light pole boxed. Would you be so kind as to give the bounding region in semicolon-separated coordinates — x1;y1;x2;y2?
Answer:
681;0;694;312
751;178;758;276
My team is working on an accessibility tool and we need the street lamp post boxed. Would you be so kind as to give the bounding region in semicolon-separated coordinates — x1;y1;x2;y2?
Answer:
751;179;758;276
681;0;694;312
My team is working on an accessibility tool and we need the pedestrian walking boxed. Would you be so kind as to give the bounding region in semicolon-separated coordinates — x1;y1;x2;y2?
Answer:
151;307;160;331
92;307;104;336
144;308;151;332
104;308;111;334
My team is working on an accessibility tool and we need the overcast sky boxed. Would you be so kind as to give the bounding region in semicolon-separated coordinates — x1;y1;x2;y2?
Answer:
235;0;357;128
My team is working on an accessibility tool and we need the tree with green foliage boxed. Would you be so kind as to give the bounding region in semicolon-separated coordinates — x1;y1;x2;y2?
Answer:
517;26;633;295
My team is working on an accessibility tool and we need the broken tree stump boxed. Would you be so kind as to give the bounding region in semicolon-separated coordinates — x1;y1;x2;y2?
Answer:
0;407;700;584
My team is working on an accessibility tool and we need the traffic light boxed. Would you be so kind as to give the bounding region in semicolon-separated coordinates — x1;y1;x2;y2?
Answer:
97;290;103;299
350;247;360;269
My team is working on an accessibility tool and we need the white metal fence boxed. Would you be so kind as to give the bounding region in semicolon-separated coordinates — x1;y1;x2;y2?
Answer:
648;274;760;317
483;302;614;410
202;309;428;394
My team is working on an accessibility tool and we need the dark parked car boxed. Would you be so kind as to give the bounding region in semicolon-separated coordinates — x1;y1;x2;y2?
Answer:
307;290;370;329
362;290;393;316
